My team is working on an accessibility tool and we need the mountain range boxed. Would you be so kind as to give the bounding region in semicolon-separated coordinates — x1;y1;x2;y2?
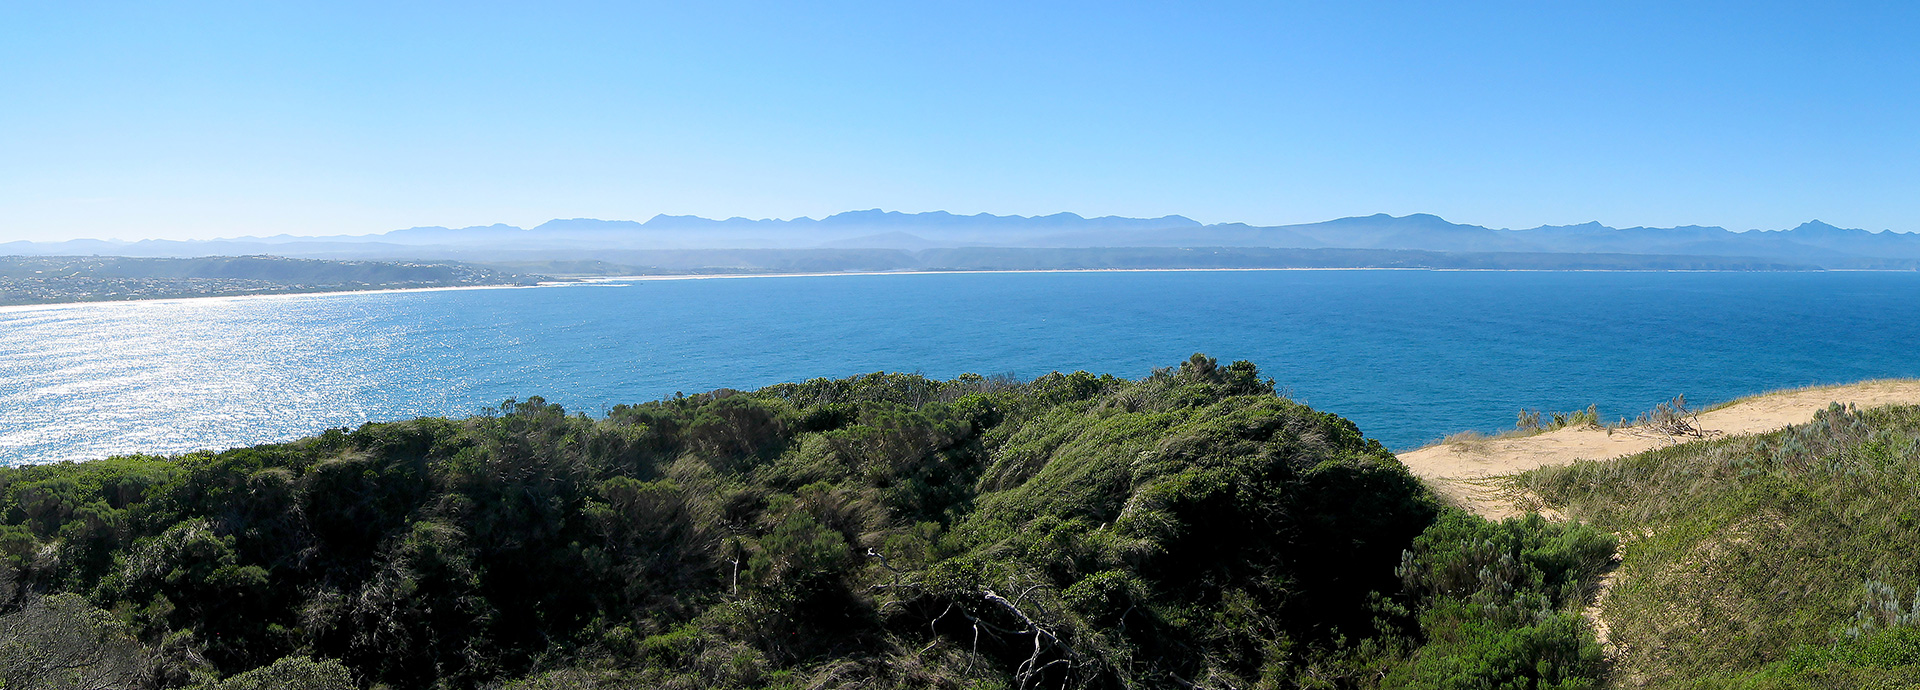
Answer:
6;211;1919;269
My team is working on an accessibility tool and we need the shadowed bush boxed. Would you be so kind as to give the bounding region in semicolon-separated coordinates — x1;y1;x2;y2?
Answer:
0;355;1615;689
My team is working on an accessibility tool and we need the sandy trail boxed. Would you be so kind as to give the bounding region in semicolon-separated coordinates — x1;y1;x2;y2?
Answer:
1397;379;1920;519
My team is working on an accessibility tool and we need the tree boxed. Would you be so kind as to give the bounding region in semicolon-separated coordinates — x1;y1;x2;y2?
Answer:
0;594;153;690
200;655;354;690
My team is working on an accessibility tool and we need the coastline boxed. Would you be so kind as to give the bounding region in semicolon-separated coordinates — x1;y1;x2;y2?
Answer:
1397;378;1920;520
0;280;572;314
4;264;1914;313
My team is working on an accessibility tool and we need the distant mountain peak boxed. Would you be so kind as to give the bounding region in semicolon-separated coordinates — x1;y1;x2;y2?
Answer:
1789;220;1852;234
1324;212;1463;227
534;218;646;232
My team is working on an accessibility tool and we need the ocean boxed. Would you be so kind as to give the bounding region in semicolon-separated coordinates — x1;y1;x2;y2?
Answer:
4;269;1920;465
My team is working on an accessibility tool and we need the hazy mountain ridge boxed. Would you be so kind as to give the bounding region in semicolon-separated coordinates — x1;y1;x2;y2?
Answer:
363;210;1205;249
6;211;1917;268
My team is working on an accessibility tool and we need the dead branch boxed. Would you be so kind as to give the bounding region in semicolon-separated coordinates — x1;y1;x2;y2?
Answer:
866;548;904;589
1626;394;1719;440
985;588;1070;690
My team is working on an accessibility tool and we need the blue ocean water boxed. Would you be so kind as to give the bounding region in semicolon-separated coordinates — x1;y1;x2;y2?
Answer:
4;269;1920;465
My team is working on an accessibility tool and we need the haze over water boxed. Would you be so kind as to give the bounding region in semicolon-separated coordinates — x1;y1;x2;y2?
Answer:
5;269;1920;465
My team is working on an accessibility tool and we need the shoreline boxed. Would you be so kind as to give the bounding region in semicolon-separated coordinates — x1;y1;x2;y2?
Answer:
1397;378;1920;520
4;264;1915;312
0;280;571;314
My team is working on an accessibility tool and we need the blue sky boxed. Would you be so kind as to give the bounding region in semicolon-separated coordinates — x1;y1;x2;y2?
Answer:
2;1;1916;241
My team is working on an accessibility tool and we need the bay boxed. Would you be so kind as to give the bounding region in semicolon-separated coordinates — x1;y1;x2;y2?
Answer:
4;269;1920;465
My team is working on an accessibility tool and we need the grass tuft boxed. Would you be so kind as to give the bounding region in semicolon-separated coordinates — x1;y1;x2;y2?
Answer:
1521;403;1920;687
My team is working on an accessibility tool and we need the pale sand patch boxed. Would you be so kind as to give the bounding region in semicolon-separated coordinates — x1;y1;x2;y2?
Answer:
1397;379;1920;520
1400;380;1920;668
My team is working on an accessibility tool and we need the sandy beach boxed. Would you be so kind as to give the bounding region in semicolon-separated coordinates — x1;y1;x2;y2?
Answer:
1399;379;1920;519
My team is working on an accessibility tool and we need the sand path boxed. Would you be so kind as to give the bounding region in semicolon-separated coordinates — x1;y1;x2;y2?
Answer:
1397;379;1920;519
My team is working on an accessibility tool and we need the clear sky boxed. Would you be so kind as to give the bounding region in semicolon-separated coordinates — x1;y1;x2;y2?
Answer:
2;1;1916;241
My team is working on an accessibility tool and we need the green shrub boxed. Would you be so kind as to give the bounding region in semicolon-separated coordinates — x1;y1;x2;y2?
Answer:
199;655;354;690
1382;510;1613;690
0;355;1575;689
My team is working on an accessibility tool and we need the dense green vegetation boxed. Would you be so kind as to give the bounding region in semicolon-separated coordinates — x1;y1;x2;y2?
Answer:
1526;403;1920;688
1;356;1614;689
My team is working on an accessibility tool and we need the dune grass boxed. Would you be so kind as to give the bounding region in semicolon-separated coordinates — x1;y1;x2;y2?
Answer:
1696;378;1920;415
1424;403;1610;451
1423;378;1920;454
1520;403;1920;688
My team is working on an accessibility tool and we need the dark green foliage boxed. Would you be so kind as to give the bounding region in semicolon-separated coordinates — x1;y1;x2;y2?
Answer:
1387;511;1614;689
0;355;1608;689
0;593;154;689
1397;512;1615;616
196;655;355;690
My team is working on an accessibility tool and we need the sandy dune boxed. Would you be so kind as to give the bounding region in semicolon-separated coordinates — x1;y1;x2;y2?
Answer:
1397;379;1920;519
